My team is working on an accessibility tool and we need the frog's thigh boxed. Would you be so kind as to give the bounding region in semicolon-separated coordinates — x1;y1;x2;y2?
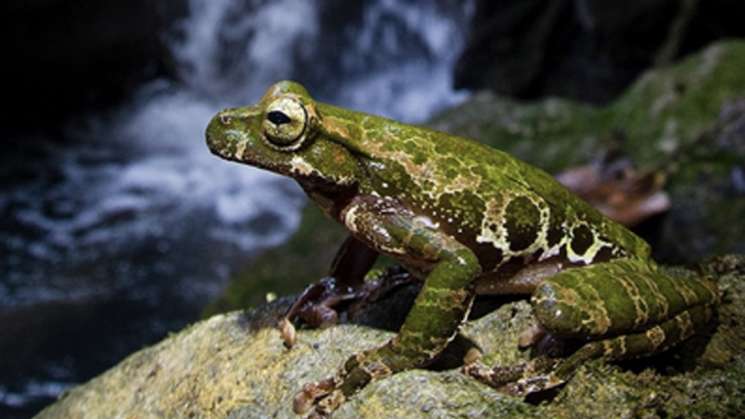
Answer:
531;258;719;340
471;303;715;394
474;259;567;296
550;303;714;382
518;258;718;390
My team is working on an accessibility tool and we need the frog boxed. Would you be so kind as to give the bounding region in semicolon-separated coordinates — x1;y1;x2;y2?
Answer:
205;81;720;417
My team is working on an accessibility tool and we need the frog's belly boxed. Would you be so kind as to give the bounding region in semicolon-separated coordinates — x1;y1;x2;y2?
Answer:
472;257;569;296
393;250;570;297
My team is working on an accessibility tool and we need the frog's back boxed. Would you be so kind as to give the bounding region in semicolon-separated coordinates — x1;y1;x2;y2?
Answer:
357;119;650;270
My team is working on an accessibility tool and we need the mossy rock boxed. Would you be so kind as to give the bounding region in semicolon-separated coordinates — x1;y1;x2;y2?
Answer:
37;255;745;418
432;40;745;171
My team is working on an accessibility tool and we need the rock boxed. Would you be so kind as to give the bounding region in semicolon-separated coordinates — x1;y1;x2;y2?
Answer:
37;255;745;418
3;0;187;131
455;0;745;103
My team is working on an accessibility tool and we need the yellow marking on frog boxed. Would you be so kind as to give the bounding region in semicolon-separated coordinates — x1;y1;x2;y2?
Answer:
616;274;650;328
343;204;362;234
675;310;694;339
476;194;551;261
638;269;671;318
580;282;612;335
234;139;247;160
564;221;613;265
289;155;315;177
443;173;483;195
673;279;699;307
645;326;666;350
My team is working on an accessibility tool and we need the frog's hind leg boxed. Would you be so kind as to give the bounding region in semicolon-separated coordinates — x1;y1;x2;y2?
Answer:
467;258;720;395
467;303;716;396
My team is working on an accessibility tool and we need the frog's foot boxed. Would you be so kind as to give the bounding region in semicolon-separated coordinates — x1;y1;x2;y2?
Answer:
293;377;342;419
284;277;354;329
280;268;415;348
279;277;355;348
518;324;569;358
463;356;559;395
471;303;718;397
293;343;402;418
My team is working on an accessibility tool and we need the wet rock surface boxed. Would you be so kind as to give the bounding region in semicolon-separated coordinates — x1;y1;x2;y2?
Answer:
37;255;745;418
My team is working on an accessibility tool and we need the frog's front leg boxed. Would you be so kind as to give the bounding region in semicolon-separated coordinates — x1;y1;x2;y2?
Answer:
282;235;378;332
466;259;719;396
294;195;481;417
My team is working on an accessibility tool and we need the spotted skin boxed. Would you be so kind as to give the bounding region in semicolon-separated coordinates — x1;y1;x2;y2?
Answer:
205;81;720;417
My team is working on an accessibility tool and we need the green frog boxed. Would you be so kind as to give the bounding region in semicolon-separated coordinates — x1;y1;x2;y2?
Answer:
205;81;719;417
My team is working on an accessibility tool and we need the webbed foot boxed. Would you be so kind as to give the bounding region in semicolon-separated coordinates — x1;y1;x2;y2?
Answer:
463;356;562;396
280;267;414;348
293;342;402;417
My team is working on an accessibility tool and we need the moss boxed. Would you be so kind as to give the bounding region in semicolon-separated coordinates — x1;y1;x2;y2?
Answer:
433;41;745;172
611;41;745;164
38;256;745;418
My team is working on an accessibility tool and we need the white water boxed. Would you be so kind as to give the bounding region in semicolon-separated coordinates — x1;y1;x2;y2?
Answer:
0;0;474;412
3;0;474;304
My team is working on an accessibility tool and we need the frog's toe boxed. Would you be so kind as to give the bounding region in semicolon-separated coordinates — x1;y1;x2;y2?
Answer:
293;377;344;418
463;362;526;388
518;324;546;349
504;373;565;397
297;302;339;328
464;356;560;395
282;277;355;330
283;268;415;337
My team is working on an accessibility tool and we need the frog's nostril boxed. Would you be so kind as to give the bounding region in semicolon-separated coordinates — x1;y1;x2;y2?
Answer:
219;113;233;125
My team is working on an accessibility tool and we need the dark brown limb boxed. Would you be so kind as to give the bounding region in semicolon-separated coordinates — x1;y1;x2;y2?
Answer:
474;258;566;296
329;235;379;288
281;237;420;349
282;236;378;329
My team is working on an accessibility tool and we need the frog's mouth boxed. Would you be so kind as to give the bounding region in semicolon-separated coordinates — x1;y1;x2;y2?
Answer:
205;116;304;180
205;113;267;167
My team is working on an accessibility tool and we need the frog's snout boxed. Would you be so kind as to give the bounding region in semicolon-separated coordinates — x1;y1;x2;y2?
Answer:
205;110;234;155
205;117;220;154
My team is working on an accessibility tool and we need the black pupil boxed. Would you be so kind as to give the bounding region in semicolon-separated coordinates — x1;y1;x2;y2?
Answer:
267;111;292;125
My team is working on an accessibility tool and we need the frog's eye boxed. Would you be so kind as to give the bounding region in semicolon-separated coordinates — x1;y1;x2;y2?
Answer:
262;97;308;150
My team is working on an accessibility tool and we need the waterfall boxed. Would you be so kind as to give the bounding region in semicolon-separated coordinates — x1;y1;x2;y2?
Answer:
0;0;473;413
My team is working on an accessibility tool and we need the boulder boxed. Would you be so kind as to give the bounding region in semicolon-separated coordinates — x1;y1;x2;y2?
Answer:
37;256;745;418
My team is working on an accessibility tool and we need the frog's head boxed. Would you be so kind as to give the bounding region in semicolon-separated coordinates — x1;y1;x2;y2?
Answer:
206;80;360;189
